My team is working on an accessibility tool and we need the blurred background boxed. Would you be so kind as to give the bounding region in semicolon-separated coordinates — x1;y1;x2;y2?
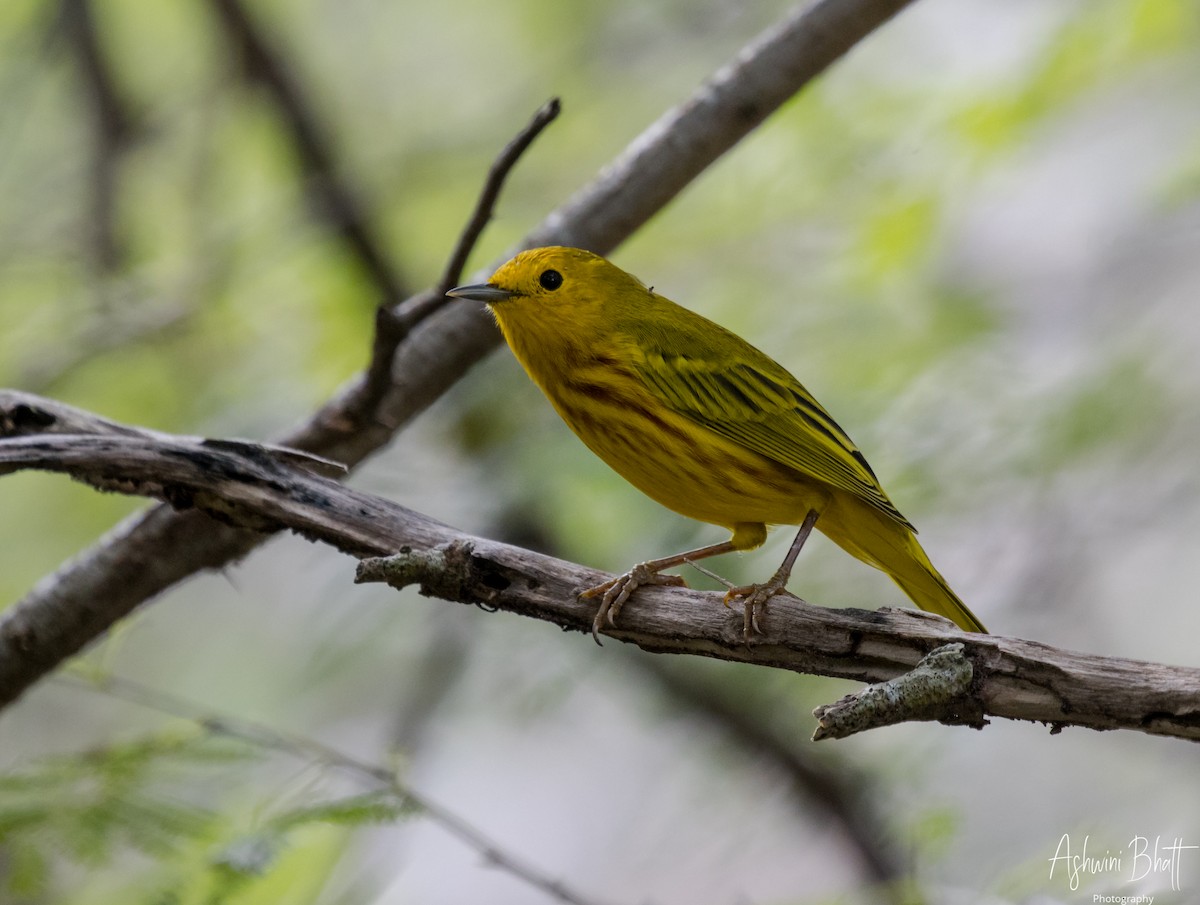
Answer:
2;0;1199;902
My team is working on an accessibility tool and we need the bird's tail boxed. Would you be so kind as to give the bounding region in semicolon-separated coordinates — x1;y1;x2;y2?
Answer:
886;536;987;633
823;501;988;634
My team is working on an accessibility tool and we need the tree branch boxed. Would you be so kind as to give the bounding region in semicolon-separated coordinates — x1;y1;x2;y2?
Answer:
3;393;1199;743
1;0;919;709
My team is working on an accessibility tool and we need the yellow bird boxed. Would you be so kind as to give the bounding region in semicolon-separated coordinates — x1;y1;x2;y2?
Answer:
448;247;987;640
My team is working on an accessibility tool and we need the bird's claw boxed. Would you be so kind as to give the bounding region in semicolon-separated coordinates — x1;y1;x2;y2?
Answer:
582;565;686;644
724;581;785;644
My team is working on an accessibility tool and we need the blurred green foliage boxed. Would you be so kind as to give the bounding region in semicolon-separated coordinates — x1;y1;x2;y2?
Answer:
3;0;1200;902
0;720;419;903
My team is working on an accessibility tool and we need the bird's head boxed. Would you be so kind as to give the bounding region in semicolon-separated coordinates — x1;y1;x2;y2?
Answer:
447;246;650;346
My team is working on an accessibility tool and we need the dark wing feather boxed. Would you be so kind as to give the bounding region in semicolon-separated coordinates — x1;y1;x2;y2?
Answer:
630;315;912;530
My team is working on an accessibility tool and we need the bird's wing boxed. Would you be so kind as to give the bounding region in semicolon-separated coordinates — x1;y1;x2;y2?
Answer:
630;322;913;530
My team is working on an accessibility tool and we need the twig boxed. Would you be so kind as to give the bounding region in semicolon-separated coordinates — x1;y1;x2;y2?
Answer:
17;297;195;392
437;97;563;295
0;0;921;711
812;643;975;741
343;97;562;437
209;0;408;304
56;672;615;905
3;396;1200;743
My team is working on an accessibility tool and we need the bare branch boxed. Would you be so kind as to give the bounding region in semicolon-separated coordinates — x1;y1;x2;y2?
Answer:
357;544;1200;741
1;0;920;709
521;0;917;253
3;396;1199;743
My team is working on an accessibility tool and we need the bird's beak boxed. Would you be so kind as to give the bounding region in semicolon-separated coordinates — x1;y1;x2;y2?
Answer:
445;283;517;304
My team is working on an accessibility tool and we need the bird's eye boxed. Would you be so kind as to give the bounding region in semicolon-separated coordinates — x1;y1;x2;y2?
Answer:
539;269;563;291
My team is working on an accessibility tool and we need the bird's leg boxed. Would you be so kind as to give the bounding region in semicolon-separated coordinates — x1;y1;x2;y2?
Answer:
725;509;820;642
581;539;738;644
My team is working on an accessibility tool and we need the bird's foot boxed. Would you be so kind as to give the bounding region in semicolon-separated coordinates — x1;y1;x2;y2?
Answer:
724;577;789;644
581;565;686;644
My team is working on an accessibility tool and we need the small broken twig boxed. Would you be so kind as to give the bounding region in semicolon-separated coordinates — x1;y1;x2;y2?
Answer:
812;643;980;741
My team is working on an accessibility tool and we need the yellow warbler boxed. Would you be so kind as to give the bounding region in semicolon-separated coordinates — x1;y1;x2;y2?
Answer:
448;247;987;639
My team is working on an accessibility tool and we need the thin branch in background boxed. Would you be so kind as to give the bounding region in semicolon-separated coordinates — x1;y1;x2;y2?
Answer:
342;97;562;437
56;672;616;905
17;296;195;392
636;657;913;905
208;0;408;305
58;0;136;274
